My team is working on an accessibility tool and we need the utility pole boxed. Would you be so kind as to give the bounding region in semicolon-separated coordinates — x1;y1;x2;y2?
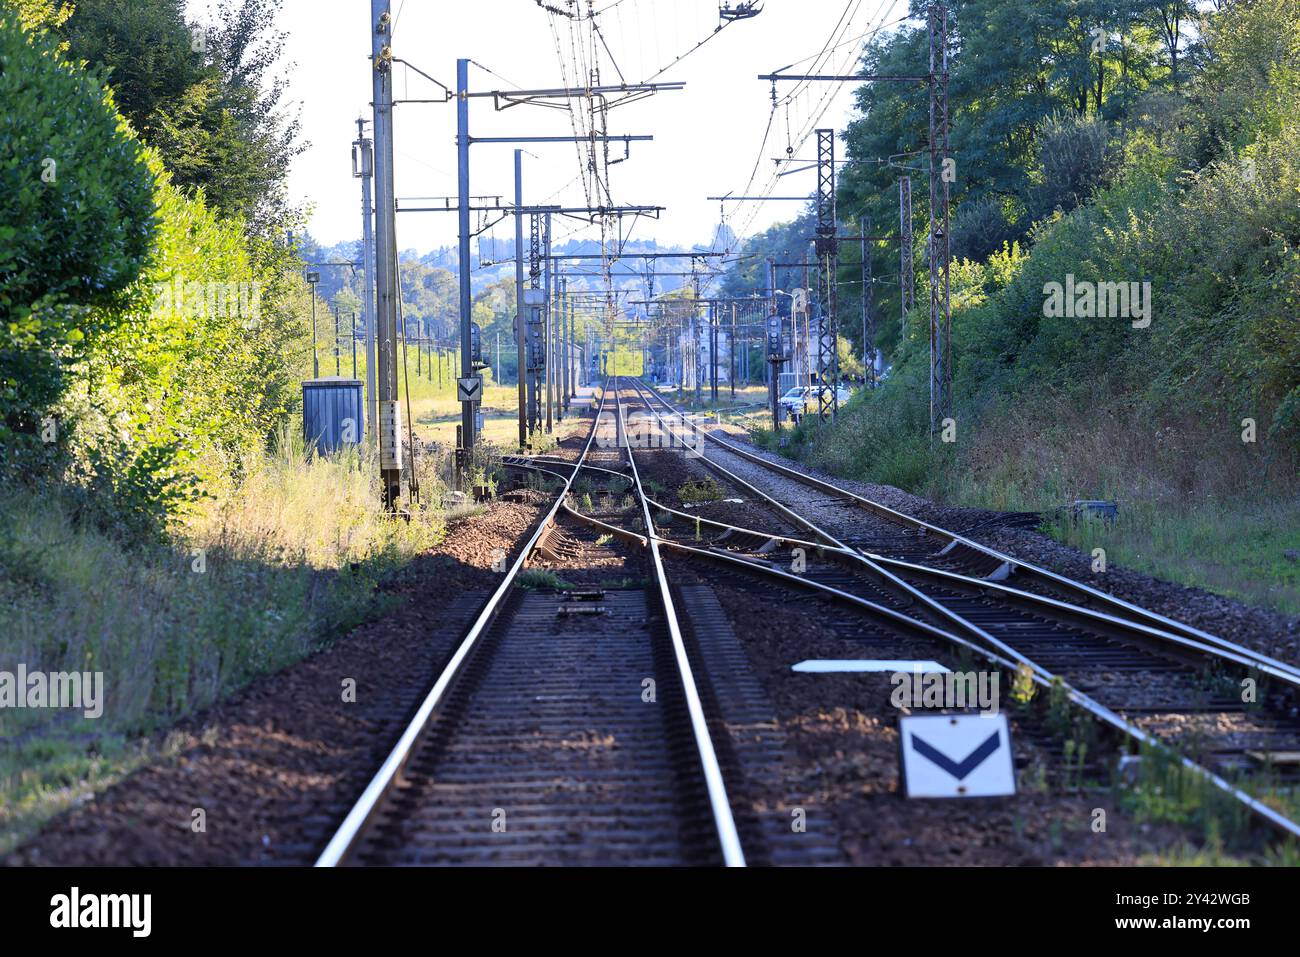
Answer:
370;0;401;509
307;272;320;378
710;302;719;402
557;274;567;418
730;303;736;399
568;288;576;400
455;57;475;482
692;270;702;405
543;212;553;433
352;117;378;440
766;258;776;393
814;128;839;421
562;277;571;410
527;211;543;437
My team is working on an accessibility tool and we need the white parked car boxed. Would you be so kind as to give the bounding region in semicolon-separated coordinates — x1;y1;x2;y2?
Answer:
779;384;852;417
777;386;812;414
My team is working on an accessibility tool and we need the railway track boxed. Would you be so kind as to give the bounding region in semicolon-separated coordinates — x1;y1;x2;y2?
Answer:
580;377;1300;841
315;384;750;866
317;377;1298;867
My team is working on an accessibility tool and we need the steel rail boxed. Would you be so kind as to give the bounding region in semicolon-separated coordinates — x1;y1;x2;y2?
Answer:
559;508;1300;841
611;380;748;867
867;553;1300;689
644;497;828;553
634;378;1299;681
640;491;1300;692
624;378;1300;835
314;385;612;867
623;378;1051;673
502;453;631;482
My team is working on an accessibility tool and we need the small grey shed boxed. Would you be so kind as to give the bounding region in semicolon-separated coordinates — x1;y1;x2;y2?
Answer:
303;377;364;456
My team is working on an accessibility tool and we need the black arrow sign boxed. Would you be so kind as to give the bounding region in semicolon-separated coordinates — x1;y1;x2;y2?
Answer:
910;729;1001;781
459;378;481;401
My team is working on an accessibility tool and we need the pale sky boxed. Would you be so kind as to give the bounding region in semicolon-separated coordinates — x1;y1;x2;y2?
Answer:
189;0;912;253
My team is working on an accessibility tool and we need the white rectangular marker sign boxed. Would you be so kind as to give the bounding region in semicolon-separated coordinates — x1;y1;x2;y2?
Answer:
791;659;949;674
899;713;1016;798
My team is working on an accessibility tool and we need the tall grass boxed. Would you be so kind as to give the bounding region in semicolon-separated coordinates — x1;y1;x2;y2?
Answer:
754;381;1299;616
0;431;447;850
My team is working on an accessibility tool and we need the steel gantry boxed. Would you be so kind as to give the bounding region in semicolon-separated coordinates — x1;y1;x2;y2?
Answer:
446;59;680;477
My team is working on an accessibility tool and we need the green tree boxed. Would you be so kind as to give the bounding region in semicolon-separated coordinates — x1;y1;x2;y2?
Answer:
58;0;303;231
0;8;156;447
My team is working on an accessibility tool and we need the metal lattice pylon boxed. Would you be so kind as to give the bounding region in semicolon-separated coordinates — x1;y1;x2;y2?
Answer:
927;1;952;436
814;128;839;422
527;212;544;434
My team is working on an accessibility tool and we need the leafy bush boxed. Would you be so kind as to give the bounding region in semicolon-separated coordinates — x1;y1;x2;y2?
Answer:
1028;112;1117;221
764;1;1300;618
677;478;723;504
951;195;1024;263
0;11;156;446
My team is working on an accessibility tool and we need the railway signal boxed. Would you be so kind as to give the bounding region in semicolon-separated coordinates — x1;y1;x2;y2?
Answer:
767;312;786;430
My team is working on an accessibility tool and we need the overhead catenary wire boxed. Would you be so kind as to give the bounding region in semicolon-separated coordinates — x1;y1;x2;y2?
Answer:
729;0;905;240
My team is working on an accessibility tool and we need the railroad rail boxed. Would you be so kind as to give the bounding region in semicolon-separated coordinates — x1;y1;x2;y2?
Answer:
315;383;747;866
547;378;1300;841
319;376;1300;865
634;379;1300;681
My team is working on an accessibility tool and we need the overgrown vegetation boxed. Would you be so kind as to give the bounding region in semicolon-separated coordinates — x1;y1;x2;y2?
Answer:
0;2;452;850
677;477;724;504
0;438;444;851
515;569;573;590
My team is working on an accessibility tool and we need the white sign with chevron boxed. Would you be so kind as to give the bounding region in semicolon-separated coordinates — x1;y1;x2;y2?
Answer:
457;376;483;403
899;713;1016;799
